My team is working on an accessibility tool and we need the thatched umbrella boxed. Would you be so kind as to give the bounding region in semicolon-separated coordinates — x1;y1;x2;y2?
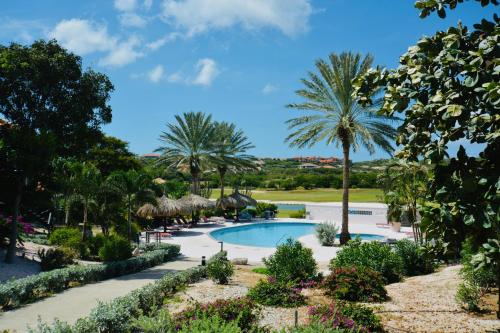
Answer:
177;194;215;223
228;191;257;207
178;194;215;211
217;191;257;220
137;196;187;230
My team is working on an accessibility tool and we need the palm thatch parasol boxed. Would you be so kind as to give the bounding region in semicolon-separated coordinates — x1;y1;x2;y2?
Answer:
178;194;215;213
217;195;246;210
136;196;185;218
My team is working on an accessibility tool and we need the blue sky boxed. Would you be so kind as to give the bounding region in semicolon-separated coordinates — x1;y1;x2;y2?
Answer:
1;0;496;161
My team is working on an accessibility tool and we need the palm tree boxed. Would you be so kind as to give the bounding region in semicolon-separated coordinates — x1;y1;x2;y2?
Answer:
156;112;215;195
70;162;101;240
380;161;428;242
108;169;154;240
212;122;255;200
285;52;398;245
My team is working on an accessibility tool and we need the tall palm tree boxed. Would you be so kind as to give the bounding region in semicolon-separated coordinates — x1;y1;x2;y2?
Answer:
108;169;154;240
156;112;215;195
285;52;398;245
212;122;255;200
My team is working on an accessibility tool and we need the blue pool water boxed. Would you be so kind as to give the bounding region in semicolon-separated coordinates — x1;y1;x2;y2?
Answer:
210;222;384;248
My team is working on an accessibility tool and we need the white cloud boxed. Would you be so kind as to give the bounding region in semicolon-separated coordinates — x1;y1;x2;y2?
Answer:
114;0;137;11
99;36;144;67
148;65;164;82
191;58;219;86
146;32;181;50
167;72;183;83
50;19;143;67
119;12;148;27
0;18;47;43
49;19;117;55
161;0;312;37
261;83;278;94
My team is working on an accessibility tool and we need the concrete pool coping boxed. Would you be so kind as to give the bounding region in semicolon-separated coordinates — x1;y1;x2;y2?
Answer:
143;218;410;263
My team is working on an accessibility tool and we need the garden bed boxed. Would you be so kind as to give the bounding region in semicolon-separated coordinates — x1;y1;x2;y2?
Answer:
165;264;500;332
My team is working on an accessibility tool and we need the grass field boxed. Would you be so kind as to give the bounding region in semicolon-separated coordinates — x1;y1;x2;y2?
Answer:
210;188;383;203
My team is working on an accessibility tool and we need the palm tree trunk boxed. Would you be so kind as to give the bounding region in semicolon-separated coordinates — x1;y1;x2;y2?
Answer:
64;199;70;225
127;195;132;240
82;199;88;241
219;168;226;200
339;140;351;245
191;171;200;195
4;178;23;263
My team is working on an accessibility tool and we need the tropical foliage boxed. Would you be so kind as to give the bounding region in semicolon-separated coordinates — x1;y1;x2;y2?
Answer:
286;52;398;244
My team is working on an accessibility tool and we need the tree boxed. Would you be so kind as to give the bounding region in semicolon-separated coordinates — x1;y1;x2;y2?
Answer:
355;4;499;317
156;112;215;195
0;126;55;262
0;40;113;157
108;170;154;240
87;135;142;177
285;52;398;244
70;162;102;240
212;122;255;200
415;0;498;18
379;161;429;242
0;40;113;261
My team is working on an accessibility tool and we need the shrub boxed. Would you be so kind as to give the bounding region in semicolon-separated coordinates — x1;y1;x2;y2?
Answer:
22;233;49;245
315;222;339;246
251;267;269;275
174;297;259;332
248;277;305;308
38;247;77;271
308;302;383;333
279;323;350;333
330;239;403;283
88;233;107;257
49;227;88;258
207;251;234;284
393;239;434;276
178;315;242;333
290;209;306;219
0;244;180;311
263;238;318;283
455;239;497;311
255;202;278;217
112;221;141;238
98;235;132;262
322;266;387;302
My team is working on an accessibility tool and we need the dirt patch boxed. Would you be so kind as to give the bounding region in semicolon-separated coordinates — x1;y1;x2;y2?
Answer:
372;265;500;333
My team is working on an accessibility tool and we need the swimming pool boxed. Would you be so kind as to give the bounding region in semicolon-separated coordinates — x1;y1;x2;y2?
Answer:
209;222;385;248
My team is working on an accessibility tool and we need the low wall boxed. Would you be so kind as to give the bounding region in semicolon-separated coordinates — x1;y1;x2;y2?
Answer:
305;202;387;224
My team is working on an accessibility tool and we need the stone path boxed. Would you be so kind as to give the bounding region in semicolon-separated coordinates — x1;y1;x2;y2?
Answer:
0;256;200;333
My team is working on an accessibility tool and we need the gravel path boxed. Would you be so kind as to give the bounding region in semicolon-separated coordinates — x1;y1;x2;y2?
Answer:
374;265;500;333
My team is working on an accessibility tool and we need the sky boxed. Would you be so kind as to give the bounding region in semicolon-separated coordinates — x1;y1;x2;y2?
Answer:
0;0;496;161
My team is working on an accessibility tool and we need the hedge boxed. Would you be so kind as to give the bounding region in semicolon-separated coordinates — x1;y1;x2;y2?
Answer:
28;263;208;333
0;244;181;311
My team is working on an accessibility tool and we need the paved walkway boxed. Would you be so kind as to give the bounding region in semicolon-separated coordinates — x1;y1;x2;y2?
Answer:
0;256;200;333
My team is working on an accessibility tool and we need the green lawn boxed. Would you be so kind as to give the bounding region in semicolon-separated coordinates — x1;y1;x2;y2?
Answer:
210;188;383;203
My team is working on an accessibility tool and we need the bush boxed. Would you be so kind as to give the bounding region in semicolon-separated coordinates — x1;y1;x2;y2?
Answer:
322;266;387;302
330;239;403;283
251;267;269;275
455;239;497;311
174;297;260;332
393;239;434;276
112;222;141;239
22;233;49;245
278;323;350;333
315;222;339;246
255;202;278;217
289;209;306;219
263;238;318;283
98;235;132;262
307;302;383;333
240;208;257;218
0;244;181;311
248;277;305;308
88;233;106;257
207;251;234;284
49;227;88;258
38;247;76;271
178;315;242;333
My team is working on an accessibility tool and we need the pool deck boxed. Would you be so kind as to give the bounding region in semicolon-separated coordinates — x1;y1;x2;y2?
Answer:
148;219;410;264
